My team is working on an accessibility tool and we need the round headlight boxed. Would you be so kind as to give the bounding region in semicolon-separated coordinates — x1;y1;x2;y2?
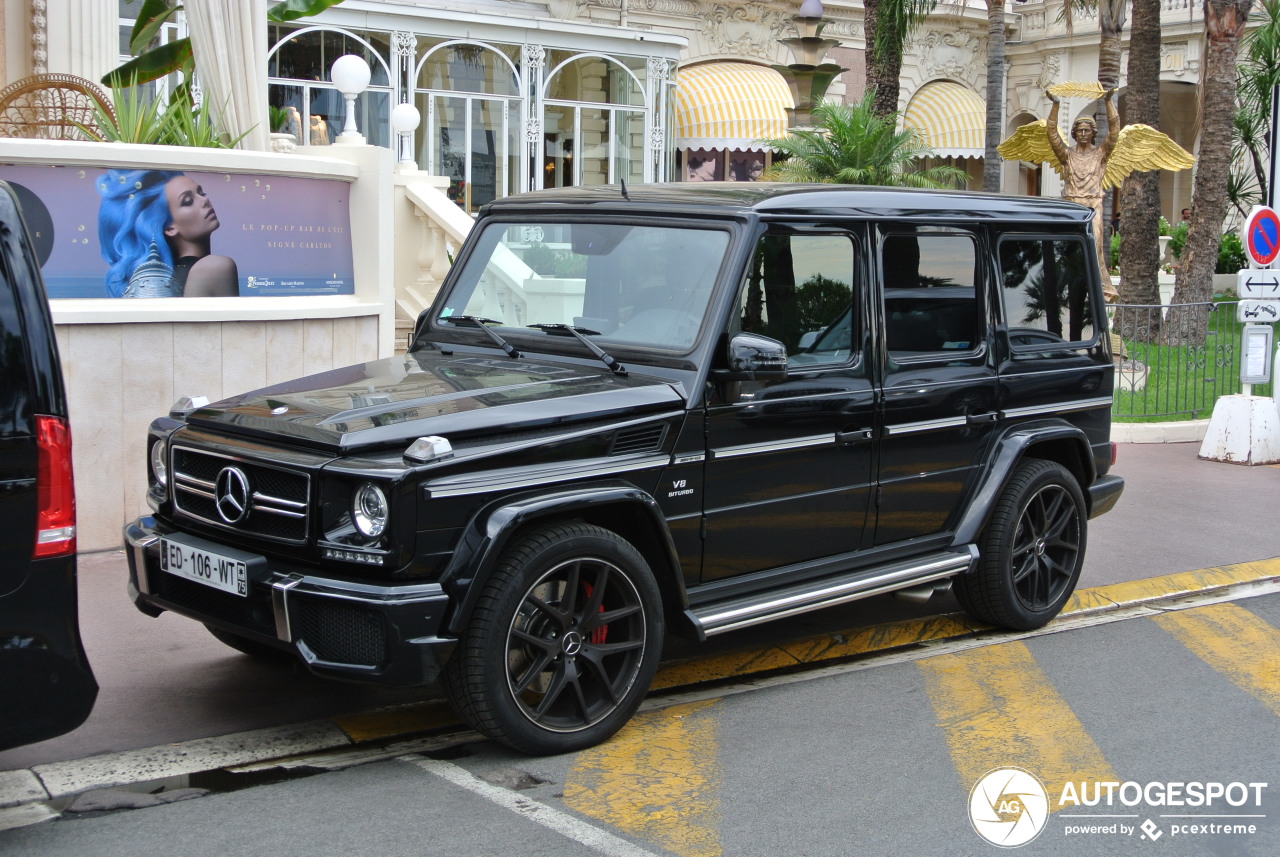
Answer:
352;483;388;538
150;441;168;487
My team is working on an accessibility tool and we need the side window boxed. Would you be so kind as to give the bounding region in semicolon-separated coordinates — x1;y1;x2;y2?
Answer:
737;231;856;368
998;236;1097;350
882;233;980;357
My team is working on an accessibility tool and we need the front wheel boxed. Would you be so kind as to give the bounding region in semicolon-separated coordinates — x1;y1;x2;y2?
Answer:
443;522;664;755
954;459;1086;631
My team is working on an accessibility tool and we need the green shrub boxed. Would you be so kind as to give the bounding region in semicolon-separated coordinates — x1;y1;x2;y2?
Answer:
1216;232;1247;274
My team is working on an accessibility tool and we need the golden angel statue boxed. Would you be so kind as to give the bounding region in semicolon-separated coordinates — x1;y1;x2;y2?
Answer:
998;82;1195;298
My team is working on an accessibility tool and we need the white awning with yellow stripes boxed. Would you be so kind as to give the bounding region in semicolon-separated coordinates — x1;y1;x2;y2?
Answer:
904;81;986;159
672;62;794;152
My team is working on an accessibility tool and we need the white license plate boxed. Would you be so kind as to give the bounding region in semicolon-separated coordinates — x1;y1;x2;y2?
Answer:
160;537;248;597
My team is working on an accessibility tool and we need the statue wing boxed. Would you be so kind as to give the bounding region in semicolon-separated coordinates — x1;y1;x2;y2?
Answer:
1103;124;1196;189
997;120;1064;178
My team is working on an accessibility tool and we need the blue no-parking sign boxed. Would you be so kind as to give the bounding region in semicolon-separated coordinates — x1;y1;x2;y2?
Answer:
1243;206;1280;267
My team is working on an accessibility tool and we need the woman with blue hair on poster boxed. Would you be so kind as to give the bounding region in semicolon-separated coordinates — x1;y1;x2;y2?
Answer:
97;169;238;297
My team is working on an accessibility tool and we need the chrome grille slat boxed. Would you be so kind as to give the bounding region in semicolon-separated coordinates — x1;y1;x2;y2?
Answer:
171;445;310;544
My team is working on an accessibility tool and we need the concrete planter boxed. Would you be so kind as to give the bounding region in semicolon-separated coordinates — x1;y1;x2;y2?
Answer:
1116;360;1149;392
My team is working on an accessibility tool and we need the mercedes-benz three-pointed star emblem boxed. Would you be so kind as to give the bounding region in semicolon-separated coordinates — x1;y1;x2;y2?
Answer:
215;466;251;524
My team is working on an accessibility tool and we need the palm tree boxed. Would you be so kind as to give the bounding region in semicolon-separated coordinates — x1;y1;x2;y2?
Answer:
864;0;939;118
983;0;1007;192
1170;0;1255;344
760;96;968;188
1116;0;1163;312
1232;0;1280;217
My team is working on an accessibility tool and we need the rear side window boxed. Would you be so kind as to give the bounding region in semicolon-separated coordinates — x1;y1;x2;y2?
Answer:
998;236;1098;350
882;233;980;357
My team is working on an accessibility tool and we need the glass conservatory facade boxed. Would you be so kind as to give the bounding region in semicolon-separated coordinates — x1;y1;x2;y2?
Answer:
267;7;683;214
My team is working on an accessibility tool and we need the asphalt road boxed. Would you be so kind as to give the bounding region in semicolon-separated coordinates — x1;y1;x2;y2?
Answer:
1;441;1278;774
3;586;1276;857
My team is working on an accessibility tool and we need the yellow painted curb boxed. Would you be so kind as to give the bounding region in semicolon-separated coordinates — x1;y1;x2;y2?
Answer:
332;557;1280;742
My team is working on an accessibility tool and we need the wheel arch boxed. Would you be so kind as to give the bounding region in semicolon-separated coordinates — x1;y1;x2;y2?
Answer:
440;481;687;637
952;422;1096;547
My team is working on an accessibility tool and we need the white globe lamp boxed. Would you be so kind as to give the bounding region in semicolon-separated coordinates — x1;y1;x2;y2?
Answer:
330;55;372;145
390;102;421;166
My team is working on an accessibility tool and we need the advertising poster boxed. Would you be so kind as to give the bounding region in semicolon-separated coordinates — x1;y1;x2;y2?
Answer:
0;164;355;299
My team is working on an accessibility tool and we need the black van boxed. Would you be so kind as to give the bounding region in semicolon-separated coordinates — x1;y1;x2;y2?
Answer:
0;180;96;750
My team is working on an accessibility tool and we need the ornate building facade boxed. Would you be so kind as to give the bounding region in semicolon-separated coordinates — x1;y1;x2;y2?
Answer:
0;0;1221;217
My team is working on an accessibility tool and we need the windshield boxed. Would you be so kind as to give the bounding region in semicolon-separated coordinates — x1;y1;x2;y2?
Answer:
435;221;731;353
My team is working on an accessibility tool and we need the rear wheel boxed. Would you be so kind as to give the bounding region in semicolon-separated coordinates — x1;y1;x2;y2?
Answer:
443;522;663;755
954;459;1086;631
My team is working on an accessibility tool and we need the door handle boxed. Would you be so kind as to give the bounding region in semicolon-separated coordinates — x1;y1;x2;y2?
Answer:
836;428;874;445
966;411;999;426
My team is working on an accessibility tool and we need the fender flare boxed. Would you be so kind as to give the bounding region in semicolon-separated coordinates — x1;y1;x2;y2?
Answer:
439;481;684;636
951;421;1096;548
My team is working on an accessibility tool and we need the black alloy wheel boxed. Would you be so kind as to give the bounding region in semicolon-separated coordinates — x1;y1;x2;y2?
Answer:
954;459;1087;631
443;522;663;755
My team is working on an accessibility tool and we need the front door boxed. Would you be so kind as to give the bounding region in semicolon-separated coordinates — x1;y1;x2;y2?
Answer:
702;227;876;582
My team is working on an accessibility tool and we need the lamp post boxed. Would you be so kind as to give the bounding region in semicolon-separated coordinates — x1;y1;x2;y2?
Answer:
391;102;421;168
330;54;371;145
772;0;848;128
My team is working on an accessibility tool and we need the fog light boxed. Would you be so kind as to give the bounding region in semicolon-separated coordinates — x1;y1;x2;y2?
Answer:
352;483;388;538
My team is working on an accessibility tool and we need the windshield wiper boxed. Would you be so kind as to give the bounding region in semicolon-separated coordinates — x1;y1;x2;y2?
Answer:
442;315;521;359
530;323;627;376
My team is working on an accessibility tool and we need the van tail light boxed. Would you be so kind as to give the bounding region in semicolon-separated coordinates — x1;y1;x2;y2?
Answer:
34;415;76;558
1111;441;1118;466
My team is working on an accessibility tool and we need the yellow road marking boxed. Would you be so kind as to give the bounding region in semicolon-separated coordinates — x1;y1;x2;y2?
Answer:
331;700;456;742
563;700;722;857
1151;602;1280;717
1065;558;1280;615
918;641;1118;809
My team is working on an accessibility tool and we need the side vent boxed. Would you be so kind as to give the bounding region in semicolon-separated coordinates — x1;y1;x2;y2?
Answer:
610;424;668;455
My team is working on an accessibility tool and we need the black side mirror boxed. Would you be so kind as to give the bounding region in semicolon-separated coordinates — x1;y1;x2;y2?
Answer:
713;332;788;381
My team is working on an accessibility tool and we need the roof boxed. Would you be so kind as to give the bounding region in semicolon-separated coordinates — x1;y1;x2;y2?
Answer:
482;183;1094;223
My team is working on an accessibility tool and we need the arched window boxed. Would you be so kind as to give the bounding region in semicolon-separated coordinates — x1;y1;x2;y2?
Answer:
268;25;393;149
542;53;649;189
415;41;523;213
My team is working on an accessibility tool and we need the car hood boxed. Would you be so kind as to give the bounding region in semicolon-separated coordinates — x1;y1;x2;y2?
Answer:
184;350;685;453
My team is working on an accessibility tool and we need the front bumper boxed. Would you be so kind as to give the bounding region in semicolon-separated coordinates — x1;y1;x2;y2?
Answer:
124;517;455;686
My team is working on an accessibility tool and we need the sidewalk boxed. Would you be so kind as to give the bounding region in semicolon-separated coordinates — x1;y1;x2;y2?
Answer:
1;442;1277;809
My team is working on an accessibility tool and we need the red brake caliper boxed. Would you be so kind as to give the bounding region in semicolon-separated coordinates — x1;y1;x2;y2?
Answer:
581;582;608;644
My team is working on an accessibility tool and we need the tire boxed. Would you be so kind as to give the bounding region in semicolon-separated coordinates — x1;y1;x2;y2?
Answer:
205;624;295;663
954;459;1087;631
443;522;664;755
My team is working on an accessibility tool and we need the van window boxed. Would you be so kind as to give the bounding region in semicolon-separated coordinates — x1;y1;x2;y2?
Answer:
737;231;856;368
882;233;979;356
998;236;1097;349
0;258;27;436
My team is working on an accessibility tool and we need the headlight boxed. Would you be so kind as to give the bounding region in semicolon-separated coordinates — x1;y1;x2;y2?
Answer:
352;483;388;538
150;441;168;487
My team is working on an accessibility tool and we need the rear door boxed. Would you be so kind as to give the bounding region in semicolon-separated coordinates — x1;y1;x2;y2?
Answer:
701;225;876;582
873;225;1000;546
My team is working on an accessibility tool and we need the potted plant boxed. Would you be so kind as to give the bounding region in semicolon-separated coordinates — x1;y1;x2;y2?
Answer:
269;105;297;153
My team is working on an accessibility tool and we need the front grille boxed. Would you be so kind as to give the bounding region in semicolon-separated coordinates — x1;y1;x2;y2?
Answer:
172;446;310;543
153;571;275;635
291;595;387;667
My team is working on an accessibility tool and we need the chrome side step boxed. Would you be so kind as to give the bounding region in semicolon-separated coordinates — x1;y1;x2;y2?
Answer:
686;546;977;639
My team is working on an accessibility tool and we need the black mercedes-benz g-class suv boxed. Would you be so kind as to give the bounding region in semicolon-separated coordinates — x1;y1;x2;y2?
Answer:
1;180;97;750
126;183;1122;754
